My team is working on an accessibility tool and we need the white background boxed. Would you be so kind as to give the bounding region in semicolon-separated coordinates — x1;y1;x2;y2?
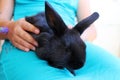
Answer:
90;0;120;57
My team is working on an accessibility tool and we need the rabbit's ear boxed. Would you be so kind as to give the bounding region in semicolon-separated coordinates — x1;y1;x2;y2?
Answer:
45;1;67;37
74;12;99;34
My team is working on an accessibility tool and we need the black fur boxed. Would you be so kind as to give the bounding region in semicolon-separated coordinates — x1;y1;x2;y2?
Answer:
25;1;99;76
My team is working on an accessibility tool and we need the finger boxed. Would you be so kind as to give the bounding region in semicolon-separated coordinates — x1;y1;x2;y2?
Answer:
16;26;38;46
19;19;40;34
14;34;36;51
13;41;30;52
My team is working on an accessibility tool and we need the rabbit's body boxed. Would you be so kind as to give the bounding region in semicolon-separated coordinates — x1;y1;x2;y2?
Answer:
25;2;99;75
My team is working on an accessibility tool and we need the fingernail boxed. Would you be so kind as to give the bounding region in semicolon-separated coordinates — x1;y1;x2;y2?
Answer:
25;48;29;52
34;42;38;47
32;47;36;51
35;29;39;34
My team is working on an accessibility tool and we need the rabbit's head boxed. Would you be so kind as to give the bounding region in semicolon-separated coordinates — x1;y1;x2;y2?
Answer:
25;2;99;76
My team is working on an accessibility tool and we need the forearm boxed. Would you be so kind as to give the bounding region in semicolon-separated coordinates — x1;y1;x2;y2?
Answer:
77;0;97;42
0;21;12;39
0;33;7;40
80;24;97;42
0;0;14;20
0;0;14;39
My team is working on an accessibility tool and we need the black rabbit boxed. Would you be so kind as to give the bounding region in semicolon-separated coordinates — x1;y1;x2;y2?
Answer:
25;1;99;76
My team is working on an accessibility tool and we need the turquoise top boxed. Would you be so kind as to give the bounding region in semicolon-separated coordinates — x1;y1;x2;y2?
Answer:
1;1;120;80
14;0;78;26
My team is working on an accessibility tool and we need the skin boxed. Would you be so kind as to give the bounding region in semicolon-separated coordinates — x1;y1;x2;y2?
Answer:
77;0;97;42
0;0;39;51
0;0;96;52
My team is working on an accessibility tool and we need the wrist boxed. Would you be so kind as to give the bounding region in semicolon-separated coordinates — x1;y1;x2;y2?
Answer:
0;20;13;40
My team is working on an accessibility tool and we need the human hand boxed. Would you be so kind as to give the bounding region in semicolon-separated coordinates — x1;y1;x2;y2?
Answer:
6;18;40;52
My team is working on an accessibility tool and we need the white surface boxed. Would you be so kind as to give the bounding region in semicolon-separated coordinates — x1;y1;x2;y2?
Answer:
90;0;120;57
0;40;4;53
